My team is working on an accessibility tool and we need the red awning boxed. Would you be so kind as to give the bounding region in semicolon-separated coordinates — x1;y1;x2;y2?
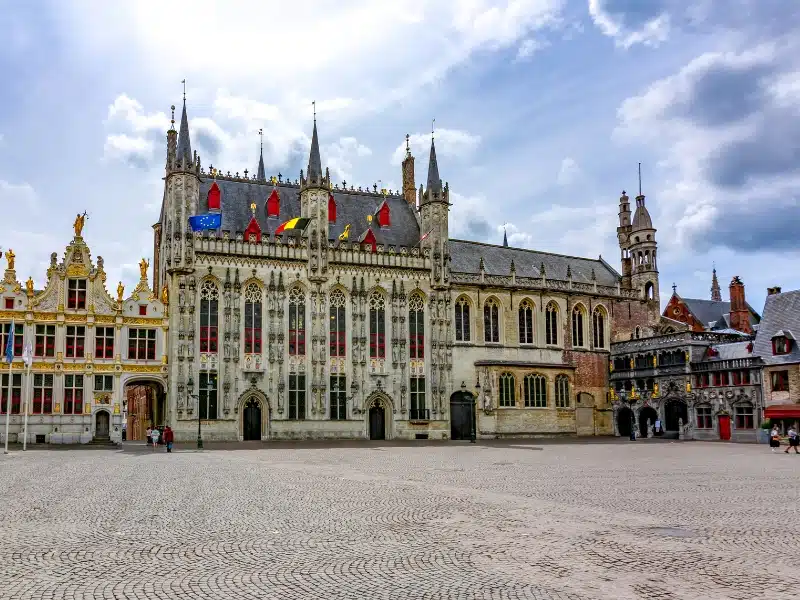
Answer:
764;405;800;419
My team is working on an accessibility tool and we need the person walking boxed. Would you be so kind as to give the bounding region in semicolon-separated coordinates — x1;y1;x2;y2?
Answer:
146;425;152;446
150;426;160;450
163;426;174;453
770;425;781;452
785;426;799;454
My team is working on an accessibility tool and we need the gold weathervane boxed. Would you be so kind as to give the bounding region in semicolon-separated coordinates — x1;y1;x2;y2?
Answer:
338;224;351;241
74;212;87;237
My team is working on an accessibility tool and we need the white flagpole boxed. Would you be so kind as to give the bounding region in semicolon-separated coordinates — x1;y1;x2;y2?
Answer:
22;340;32;451
3;357;11;455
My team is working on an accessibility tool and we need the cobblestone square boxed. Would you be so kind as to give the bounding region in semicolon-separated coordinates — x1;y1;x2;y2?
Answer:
1;440;798;600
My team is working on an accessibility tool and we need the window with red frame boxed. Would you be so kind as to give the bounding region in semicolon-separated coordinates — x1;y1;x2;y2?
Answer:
369;291;386;359
328;194;336;223
35;324;56;357
32;374;53;414
329;289;346;357
735;403;754;429
288;287;306;356
200;281;219;353
696;373;710;388
0;322;23;357
63;374;83;415
244;283;262;354
67;279;87;310
138;305;147;316
772;370;789;392
4;298;13;309
65;325;85;358
696;405;712;429
712;372;726;386
0;373;22;414
409;294;425;359
95;326;115;359
128;328;156;360
773;336;791;355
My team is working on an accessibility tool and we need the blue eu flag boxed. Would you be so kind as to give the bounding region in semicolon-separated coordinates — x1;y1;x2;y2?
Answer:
4;320;14;364
189;213;222;232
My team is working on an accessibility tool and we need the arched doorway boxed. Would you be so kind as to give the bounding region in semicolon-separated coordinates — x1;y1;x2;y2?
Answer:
243;398;262;441
95;411;110;439
369;402;386;440
639;406;658;438
450;391;475;440
617;407;633;438
664;399;688;432
124;379;166;441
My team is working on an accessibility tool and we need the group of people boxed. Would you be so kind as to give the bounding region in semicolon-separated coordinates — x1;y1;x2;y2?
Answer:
770;425;799;453
145;425;175;452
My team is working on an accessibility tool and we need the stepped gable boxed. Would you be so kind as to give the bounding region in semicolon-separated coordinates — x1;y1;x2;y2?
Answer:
198;177;420;247
449;239;620;286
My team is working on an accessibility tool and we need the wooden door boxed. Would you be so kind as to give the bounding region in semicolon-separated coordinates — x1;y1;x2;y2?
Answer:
369;405;385;440
243;399;261;441
95;411;110;438
449;392;474;440
719;414;731;440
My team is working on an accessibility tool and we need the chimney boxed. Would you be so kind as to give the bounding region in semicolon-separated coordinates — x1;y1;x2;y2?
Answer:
728;276;752;334
767;286;782;296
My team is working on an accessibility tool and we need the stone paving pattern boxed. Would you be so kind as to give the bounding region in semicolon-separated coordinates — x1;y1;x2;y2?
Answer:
1;441;799;600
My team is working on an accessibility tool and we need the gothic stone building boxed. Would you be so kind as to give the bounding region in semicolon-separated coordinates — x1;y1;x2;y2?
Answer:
0;222;168;445
154;98;660;442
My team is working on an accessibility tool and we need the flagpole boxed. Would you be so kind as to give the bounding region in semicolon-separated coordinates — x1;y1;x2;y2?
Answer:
22;355;31;451
3;358;11;454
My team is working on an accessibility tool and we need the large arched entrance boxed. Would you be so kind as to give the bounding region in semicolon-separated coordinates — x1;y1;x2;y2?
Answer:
617;407;633;438
665;400;688;433
124;379;166;441
450;391;475;440
95;410;110;440
369;404;385;440
243;398;262;441
639;406;658;438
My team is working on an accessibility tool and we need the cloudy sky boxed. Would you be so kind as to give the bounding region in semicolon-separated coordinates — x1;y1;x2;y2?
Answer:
2;0;798;312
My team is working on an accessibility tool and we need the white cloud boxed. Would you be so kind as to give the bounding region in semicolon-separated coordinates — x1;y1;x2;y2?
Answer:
588;0;671;48
516;37;550;60
557;157;580;185
391;129;481;165
325;137;372;182
0;179;38;212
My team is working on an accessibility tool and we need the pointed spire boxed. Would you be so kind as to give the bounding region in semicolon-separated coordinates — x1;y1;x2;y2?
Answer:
711;266;722;302
257;128;266;181
307;104;322;181
426;137;442;198
177;92;192;165
503;227;508;247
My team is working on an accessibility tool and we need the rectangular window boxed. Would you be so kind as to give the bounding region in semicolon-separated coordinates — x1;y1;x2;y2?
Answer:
771;370;789;392
735;405;754;429
200;294;219;353
330;375;346;420
696;405;712;429
369;307;386;358
711;372;726;386
199;372;218;420
773;336;790;355
4;298;13;309
138;305;147;316
244;301;262;354
32;374;53;414
455;301;471;342
409;310;424;359
128;328;156;360
523;374;547;408
63;374;83;414
288;374;306;419
409;376;427;419
94;375;113;392
0;322;23;357
65;326;86;358
34;324;56;357
288;301;306;356
95;326;115;359
0;373;22;414
329;305;346;357
67;279;87;309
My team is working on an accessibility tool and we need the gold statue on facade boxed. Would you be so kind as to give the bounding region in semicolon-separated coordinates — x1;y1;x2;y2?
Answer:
74;213;86;237
25;277;34;296
5;249;15;270
161;284;169;305
117;282;124;302
139;258;149;280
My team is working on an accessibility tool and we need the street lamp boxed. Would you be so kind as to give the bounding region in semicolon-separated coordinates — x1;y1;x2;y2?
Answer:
187;374;213;449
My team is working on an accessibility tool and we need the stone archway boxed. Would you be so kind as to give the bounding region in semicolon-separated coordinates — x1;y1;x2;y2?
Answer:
617;407;633;438
639;406;658;438
94;410;110;440
123;377;166;441
364;393;393;440
665;399;688;433
237;391;270;442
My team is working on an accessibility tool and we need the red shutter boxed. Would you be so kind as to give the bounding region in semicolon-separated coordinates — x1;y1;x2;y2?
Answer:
207;182;221;210
328;194;336;223
266;189;280;218
244;216;262;242
377;202;390;227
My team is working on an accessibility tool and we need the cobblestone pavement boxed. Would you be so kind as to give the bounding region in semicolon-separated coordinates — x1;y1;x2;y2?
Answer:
1;441;799;600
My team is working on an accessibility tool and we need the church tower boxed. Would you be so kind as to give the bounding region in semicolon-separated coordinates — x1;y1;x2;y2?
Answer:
617;191;632;289
419;136;450;287
300;115;331;281
710;268;722;301
617;166;659;303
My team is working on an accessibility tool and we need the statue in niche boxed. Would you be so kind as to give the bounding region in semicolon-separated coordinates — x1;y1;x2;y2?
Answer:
117;282;124;302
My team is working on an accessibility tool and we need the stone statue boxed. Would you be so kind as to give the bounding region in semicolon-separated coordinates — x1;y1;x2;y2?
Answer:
139;258;149;280
161;285;169;305
5;248;15;270
117;282;124;302
25;277;34;296
678;417;684;441
647;419;653;438
73;213;85;237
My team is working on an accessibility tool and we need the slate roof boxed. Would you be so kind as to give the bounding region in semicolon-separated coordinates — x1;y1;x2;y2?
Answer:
448;240;620;286
680;298;760;330
197;178;421;247
177;100;192;164
754;290;800;365
710;341;754;360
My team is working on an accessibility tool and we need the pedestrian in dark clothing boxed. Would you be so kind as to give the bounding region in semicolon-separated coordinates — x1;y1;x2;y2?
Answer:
163;426;174;453
785;427;799;454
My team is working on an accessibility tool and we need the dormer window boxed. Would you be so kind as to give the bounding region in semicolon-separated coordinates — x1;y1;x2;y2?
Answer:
266;189;280;218
207;182;221;211
4;298;13;309
376;201;390;228
328;194;336;224
773;335;791;355
67;279;87;309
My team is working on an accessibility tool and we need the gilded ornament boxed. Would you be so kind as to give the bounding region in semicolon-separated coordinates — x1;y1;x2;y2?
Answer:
117;282;124;302
139;258;149;280
5;248;15;270
73;213;85;237
161;285;169;305
25;277;35;296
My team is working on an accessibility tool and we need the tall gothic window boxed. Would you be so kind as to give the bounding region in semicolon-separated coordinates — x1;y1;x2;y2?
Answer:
199;372;218;419
329;289;346;357
499;372;516;407
455;296;471;342
410;376;426;419
593;306;607;349
244;283;262;354
67;279;87;310
523;374;547;407
369;291;386;359
288;373;306;419
200;281;219;353
0;373;22;414
330;375;346;420
555;375;570;408
572;305;586;348
288;287;306;356
484;298;500;343
545;302;559;345
409;294;425;359
519;299;534;345
63;374;83;415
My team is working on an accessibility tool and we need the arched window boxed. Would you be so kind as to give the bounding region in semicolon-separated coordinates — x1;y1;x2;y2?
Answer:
644;281;654;300
545;302;559;345
329;289;346;357
484;298;500;343
523;374;547;407
555;375;570;408
635;326;641;339
519;300;534;345
593;306;606;349
409;294;425;359
199;281;219;353
244;283;262;354
499;372;516;407
369;291;386;359
455;296;471;342
288;287;306;356
571;305;585;347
